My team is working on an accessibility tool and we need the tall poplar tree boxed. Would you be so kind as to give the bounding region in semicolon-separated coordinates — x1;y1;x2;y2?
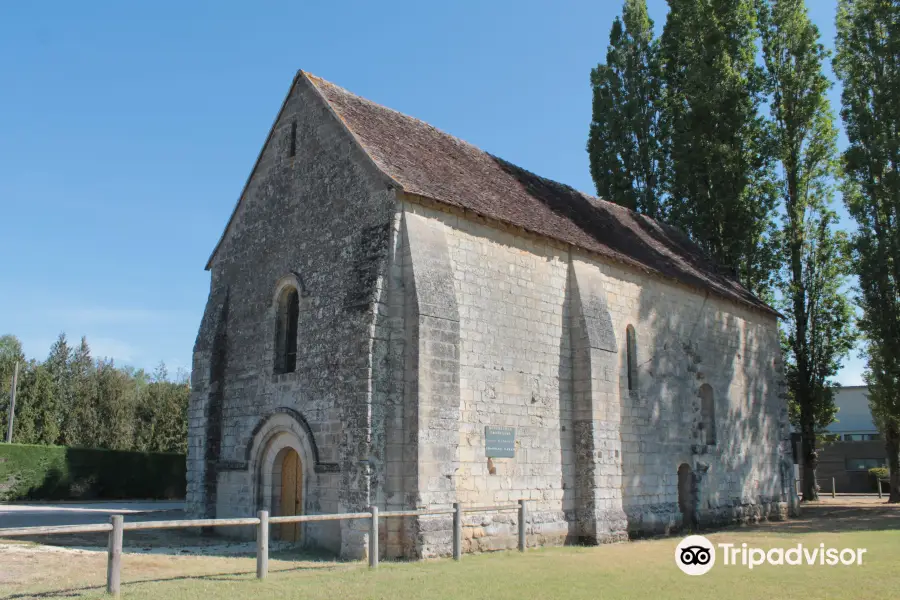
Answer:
588;0;666;218
661;0;777;296
835;0;900;503
760;0;856;502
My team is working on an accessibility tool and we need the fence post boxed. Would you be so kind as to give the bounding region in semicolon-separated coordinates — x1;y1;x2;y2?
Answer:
256;510;269;579
369;506;379;568
452;502;462;561
106;515;123;596
517;499;527;552
5;361;18;443
832;477;836;498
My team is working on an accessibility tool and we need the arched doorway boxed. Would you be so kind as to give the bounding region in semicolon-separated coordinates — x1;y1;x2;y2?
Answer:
275;447;303;541
248;410;319;546
677;463;695;529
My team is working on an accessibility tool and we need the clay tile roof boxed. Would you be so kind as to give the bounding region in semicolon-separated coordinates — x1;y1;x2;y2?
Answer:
305;72;777;317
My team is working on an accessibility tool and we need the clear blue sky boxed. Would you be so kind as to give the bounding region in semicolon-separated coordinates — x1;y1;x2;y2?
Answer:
0;0;866;384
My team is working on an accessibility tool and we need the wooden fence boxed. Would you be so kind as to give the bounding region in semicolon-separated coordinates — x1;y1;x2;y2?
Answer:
795;476;890;498
0;499;530;596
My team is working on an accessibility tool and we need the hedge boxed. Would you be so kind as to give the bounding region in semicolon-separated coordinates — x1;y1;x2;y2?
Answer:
0;443;185;501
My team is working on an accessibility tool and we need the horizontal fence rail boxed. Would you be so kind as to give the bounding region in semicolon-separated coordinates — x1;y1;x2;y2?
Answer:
124;517;260;531
378;509;456;518
0;499;532;597
0;523;114;537
268;511;372;524
462;504;520;513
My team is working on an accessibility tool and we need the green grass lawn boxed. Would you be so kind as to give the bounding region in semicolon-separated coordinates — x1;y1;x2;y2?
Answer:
39;526;893;600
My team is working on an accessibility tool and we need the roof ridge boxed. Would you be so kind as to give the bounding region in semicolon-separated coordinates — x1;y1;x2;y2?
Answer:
305;71;488;150
303;71;637;219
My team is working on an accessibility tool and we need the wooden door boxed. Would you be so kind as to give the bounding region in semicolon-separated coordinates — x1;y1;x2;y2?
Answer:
280;449;303;541
678;463;694;529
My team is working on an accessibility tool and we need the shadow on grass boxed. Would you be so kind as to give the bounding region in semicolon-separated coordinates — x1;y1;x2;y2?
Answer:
743;502;900;535
1;550;352;600
8;523;309;558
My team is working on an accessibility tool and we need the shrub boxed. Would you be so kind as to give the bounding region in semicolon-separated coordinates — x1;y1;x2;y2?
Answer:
869;466;889;492
0;443;185;501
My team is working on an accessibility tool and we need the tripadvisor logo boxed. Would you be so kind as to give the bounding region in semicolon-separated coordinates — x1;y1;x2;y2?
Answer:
675;535;716;576
675;535;867;575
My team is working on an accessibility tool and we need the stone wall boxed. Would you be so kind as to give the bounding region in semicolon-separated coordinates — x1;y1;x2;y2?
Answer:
406;202;575;552
603;251;793;535
395;201;793;553
188;75;395;557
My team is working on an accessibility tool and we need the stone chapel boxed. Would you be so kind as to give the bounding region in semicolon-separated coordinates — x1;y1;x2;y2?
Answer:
187;70;798;559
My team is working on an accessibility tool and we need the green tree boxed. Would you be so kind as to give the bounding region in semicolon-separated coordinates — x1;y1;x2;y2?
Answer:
661;0;778;296
835;0;900;503
135;363;190;453
2;333;190;453
63;337;99;448
2;336;62;446
777;210;856;500
0;334;26;437
760;0;856;501
13;362;59;445
45;333;71;445
93;359;137;450
166;375;190;454
588;0;666;218
866;353;900;502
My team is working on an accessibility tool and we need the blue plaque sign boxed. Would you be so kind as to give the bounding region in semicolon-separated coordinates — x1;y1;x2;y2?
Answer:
485;426;516;458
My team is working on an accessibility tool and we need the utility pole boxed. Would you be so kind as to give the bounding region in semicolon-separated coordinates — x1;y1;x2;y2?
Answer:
6;361;18;443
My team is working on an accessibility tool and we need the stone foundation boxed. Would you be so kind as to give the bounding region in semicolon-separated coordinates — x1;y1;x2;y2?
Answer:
624;498;790;539
697;499;790;529
404;499;791;558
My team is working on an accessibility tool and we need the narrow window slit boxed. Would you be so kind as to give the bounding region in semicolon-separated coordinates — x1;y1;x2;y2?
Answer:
275;286;300;374
626;325;637;392
289;121;297;158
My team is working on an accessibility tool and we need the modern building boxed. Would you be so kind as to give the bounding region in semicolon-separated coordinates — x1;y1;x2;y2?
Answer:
797;386;887;493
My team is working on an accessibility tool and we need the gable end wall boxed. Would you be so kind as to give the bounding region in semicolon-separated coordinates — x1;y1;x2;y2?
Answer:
188;75;395;557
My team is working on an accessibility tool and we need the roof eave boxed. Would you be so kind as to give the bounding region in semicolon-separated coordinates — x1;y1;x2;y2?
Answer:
400;191;782;320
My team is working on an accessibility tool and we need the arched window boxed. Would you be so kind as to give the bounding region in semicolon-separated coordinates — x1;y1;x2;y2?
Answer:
626;325;637;392
275;286;300;374
699;384;716;445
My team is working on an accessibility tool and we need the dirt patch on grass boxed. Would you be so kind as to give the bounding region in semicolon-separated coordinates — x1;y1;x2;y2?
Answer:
0;541;348;599
0;541;108;594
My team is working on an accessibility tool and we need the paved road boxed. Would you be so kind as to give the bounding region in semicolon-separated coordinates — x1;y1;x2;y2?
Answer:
0;501;185;529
